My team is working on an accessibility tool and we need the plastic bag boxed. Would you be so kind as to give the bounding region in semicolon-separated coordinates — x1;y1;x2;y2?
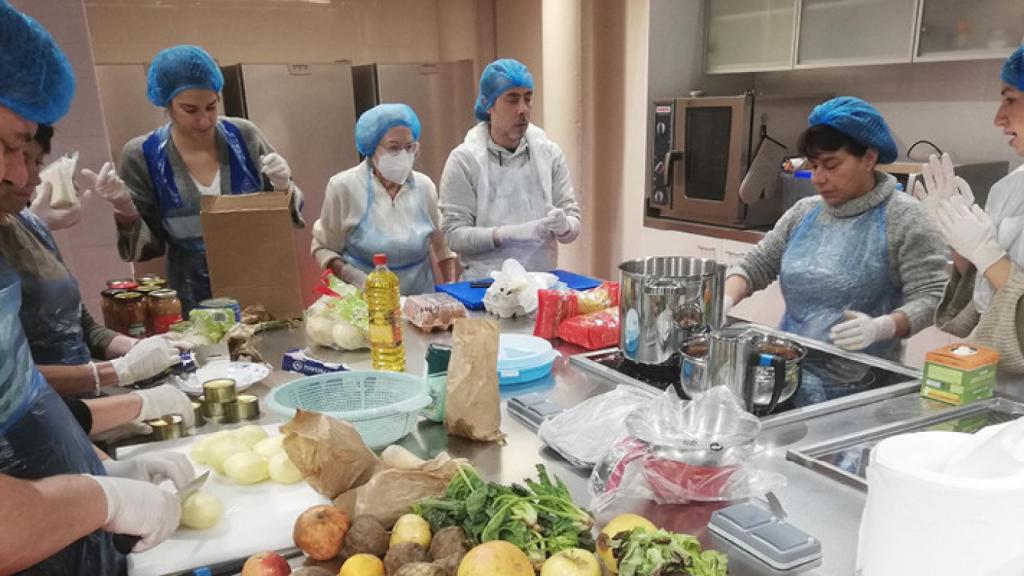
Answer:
304;272;369;350
557;308;619;350
533;282;620;339
537;385;657;468
403;293;467;331
483;259;558;318
588;387;785;508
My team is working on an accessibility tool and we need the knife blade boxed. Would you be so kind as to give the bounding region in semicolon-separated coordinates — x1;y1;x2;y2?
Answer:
113;470;211;554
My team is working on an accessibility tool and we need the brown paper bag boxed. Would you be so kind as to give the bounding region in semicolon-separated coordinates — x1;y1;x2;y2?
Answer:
334;446;466;527
444;318;504;442
280;410;381;499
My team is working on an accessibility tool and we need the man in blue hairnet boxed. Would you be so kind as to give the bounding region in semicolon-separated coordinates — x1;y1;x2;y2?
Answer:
439;58;582;280
0;3;186;573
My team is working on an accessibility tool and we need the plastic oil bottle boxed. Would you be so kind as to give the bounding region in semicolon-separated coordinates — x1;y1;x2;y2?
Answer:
364;253;405;371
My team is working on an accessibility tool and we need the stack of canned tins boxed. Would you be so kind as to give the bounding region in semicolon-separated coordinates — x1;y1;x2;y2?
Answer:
198;378;261;424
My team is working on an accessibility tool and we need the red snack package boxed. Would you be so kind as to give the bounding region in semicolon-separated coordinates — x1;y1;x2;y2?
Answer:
534;289;578;339
557;308;620;350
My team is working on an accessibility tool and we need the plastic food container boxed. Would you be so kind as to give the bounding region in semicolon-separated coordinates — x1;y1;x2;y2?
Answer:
498;334;557;387
403;293;467;331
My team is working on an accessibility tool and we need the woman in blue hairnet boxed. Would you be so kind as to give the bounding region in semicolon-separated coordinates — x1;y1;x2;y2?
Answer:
312;103;458;294
919;46;1024;373
80;44;304;313
725;97;947;395
0;4;185;573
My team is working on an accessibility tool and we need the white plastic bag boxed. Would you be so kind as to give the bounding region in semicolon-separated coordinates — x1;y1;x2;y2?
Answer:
483;259;557;318
38;152;79;209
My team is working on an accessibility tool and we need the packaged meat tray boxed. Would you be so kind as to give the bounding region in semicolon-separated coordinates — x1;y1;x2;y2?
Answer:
403;293;468;331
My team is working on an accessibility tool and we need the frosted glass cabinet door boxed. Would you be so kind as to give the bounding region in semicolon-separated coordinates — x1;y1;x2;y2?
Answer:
706;0;797;72
797;0;917;67
916;0;1024;61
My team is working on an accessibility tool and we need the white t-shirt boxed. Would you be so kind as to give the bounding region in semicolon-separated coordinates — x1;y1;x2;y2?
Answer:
191;169;221;197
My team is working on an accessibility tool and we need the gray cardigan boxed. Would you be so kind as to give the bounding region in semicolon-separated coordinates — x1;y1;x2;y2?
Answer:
727;172;948;335
116;116;304;262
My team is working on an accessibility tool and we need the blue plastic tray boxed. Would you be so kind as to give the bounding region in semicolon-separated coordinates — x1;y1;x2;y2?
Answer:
436;269;603;311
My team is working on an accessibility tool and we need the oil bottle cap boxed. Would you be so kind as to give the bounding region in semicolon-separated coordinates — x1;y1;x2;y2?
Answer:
373;253;388;266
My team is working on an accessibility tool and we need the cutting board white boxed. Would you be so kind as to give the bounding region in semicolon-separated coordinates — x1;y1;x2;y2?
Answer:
117;424;328;575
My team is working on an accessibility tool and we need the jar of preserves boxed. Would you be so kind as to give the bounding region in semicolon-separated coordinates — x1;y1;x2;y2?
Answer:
113;291;147;337
107;278;139;291
148;289;183;335
100;288;126;332
135;273;166;288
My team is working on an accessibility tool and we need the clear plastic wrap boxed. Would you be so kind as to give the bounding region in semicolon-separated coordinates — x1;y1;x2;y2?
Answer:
533;282;620;339
402;293;467;331
557;308;619;350
588;387;785;509
304;272;369;350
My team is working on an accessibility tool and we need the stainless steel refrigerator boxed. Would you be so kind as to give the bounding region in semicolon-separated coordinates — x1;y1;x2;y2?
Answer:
221;62;359;306
351;61;477;187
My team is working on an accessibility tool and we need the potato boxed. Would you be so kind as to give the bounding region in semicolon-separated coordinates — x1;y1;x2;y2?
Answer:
181;490;223;529
339;554;384;576
291;568;335;576
233;424;269;448
429;527;468;562
190;430;233;465
394;562;446;576
223;451;270;485
293;505;350;561
384;543;428;575
253;435;286;457
390;514;432;549
431;553;462;576
207;438;251;474
340;515;388;559
269;452;303;484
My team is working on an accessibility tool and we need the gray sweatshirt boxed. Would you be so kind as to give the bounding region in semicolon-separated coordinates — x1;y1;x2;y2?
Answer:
727;172;948;335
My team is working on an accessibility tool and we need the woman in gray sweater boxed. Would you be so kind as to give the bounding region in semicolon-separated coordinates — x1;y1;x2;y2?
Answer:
725;97;948;369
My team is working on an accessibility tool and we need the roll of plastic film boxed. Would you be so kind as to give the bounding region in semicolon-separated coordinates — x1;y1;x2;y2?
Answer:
203;378;237;403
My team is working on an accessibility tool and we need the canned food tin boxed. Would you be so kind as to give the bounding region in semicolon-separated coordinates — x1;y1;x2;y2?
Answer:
198;297;242;322
218;401;241;424
145;414;184;441
228;394;261;421
199;395;228;421
192;401;205;427
203;378;237;403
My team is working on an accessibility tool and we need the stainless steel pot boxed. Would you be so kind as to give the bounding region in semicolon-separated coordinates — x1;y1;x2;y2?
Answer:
618;257;726;365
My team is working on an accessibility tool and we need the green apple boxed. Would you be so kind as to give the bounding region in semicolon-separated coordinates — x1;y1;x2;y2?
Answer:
540;548;602;576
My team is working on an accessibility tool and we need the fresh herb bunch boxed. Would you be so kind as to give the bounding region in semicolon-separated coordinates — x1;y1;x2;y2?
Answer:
412;464;595;567
608;527;728;576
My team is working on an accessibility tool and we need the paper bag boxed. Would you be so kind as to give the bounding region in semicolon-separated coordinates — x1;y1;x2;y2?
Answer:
280;410;381;499
444;318;504;442
200;192;303;319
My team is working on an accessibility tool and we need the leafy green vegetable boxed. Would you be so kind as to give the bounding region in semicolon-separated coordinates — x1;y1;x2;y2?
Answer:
412;464;595;568
609;528;728;576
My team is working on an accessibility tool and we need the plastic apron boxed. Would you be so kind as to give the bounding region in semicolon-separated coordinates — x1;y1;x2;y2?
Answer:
779;201;901;405
341;164;436;295
4;210;90;366
0;259;122;575
460;123;558;280
142;120;263;312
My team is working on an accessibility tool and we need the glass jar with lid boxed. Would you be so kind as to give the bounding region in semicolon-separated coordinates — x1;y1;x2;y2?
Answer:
100;288;127;332
148;289;182;335
114;291;147;337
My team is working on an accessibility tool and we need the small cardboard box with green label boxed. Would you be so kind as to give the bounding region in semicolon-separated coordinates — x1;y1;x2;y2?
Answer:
921;343;999;406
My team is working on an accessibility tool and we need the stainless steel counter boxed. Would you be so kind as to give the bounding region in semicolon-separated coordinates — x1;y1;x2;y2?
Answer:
182;317;958;576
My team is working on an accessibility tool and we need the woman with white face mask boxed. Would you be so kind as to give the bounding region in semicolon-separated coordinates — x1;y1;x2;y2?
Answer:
312;103;458;294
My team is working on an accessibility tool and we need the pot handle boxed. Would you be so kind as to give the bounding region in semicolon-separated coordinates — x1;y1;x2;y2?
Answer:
760;353;788;415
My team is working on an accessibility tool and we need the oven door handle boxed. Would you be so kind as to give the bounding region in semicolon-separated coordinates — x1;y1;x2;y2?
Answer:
663;149;684;189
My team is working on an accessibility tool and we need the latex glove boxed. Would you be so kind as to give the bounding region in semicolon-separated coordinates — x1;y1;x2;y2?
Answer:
87;475;181;553
912;153;975;223
829;311;896;351
131;384;195;429
544;208;571;236
936;195;1005;273
29;181;87;231
110;335;191;386
103;452;195;490
260;153;292;191
90;422;152;444
496;218;550;244
80;162;137;217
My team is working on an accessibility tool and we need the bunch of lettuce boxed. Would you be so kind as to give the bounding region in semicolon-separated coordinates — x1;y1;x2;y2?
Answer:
413;464;595;568
608;528;727;576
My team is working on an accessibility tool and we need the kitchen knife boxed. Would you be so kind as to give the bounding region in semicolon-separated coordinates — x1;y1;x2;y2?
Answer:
112;470;211;554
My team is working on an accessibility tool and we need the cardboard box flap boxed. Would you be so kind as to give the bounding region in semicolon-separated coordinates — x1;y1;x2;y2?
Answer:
200;191;293;213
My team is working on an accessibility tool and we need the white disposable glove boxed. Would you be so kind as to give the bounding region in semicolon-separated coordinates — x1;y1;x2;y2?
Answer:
912;152;975;224
260;153;292;191
103;452;195;490
80;162;137;217
29;181;86;231
496;218;551;245
131;384;195;429
936;195;1005;274
110;335;191;386
544;208;570;236
829;311;896;351
87;475;181;553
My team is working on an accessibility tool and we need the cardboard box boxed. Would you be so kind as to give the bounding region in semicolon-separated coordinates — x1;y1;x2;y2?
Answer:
200;192;303;319
921;343;1000;406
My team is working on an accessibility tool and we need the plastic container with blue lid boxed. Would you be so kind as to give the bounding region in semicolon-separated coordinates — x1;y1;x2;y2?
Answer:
497;334;557;387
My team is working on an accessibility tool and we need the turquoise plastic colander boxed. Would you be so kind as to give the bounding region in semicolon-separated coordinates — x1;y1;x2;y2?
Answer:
266;371;430;448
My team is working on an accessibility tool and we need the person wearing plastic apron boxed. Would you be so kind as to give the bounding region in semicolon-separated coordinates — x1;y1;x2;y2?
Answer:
312;103;458;294
725;97;948;403
81;45;304;313
439;58;582;281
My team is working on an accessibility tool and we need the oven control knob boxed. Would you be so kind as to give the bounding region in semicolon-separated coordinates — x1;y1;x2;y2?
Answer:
656;121;667;136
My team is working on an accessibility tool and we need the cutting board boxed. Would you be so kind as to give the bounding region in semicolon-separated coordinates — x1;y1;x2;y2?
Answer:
117;424;327;576
437;269;604;311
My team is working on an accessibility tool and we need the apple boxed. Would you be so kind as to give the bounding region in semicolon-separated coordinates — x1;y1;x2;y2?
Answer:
293;505;350;561
596;513;657;574
540;548;601;576
241;551;292;576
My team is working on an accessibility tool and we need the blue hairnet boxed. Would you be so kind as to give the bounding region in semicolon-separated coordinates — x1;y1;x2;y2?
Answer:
146;45;224;107
355;103;421;157
1001;45;1024;90
0;2;75;125
474;58;534;121
808;96;898;164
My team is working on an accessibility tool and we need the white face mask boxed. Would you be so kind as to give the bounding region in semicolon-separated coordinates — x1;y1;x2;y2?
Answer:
375;150;415;185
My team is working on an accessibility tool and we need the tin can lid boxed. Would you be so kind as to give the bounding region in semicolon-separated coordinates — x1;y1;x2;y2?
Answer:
114;291;143;301
151;288;179;299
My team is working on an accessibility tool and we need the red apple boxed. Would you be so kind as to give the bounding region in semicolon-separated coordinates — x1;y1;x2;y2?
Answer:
242;551;292;576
